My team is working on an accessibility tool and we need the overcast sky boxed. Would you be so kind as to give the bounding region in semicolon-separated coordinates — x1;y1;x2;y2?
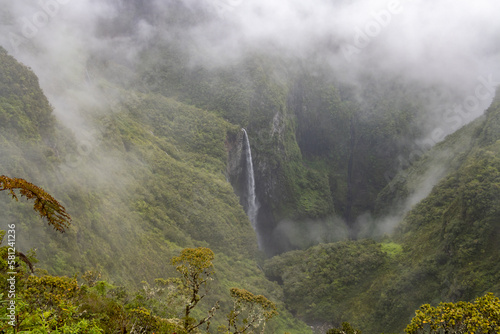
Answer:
1;0;499;131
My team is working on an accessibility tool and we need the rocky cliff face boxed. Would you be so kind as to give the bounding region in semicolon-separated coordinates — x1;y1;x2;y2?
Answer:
226;129;245;203
140;44;454;255
225;67;427;254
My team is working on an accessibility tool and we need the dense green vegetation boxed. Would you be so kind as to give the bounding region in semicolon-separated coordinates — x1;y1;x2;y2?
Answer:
1;9;499;330
135;41;435;252
2;233;498;333
260;90;500;333
0;48;56;141
264;240;389;327
405;293;500;333
0;237;279;333
0;46;309;333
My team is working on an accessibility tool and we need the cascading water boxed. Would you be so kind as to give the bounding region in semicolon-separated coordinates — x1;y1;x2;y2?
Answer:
242;129;260;243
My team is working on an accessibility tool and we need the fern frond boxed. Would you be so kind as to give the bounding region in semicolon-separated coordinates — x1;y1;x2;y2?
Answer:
0;175;71;233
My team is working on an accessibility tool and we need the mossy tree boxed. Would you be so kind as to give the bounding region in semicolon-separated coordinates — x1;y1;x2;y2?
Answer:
222;287;278;334
171;247;220;333
405;293;500;334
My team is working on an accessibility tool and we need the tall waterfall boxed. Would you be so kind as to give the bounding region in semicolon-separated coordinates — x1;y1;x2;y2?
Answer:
242;129;259;234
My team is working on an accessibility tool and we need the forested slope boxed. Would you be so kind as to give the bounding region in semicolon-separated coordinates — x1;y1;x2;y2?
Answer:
0;46;309;333
1;5;499;330
136;41;436;253
265;89;500;333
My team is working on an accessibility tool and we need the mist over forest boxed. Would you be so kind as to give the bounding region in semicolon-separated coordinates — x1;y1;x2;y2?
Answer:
1;1;499;333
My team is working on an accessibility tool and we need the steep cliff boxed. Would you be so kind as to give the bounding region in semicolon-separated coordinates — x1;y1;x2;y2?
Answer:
142;46;430;254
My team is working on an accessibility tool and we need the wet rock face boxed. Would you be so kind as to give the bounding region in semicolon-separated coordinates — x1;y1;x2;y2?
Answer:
226;130;241;178
226;129;245;203
226;128;278;252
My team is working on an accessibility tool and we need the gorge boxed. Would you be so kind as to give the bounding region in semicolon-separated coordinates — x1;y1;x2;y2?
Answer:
0;1;499;333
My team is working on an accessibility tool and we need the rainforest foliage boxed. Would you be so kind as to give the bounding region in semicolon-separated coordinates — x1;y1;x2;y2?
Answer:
262;93;500;333
0;15;500;333
0;239;278;333
1;235;497;333
0;46;307;333
404;293;500;334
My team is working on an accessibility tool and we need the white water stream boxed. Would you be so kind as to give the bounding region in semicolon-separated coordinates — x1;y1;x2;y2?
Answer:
242;129;260;239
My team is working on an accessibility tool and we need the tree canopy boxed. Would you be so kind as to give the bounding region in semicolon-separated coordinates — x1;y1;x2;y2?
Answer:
405;293;500;334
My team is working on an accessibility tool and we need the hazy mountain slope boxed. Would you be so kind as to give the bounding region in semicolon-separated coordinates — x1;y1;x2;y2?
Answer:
1;1;499;333
372;90;500;331
2;31;498;333
45;1;493;256
0;47;311;333
137;41;442;253
264;90;500;333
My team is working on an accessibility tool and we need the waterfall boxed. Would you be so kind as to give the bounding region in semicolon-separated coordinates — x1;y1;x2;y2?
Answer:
242;129;259;234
